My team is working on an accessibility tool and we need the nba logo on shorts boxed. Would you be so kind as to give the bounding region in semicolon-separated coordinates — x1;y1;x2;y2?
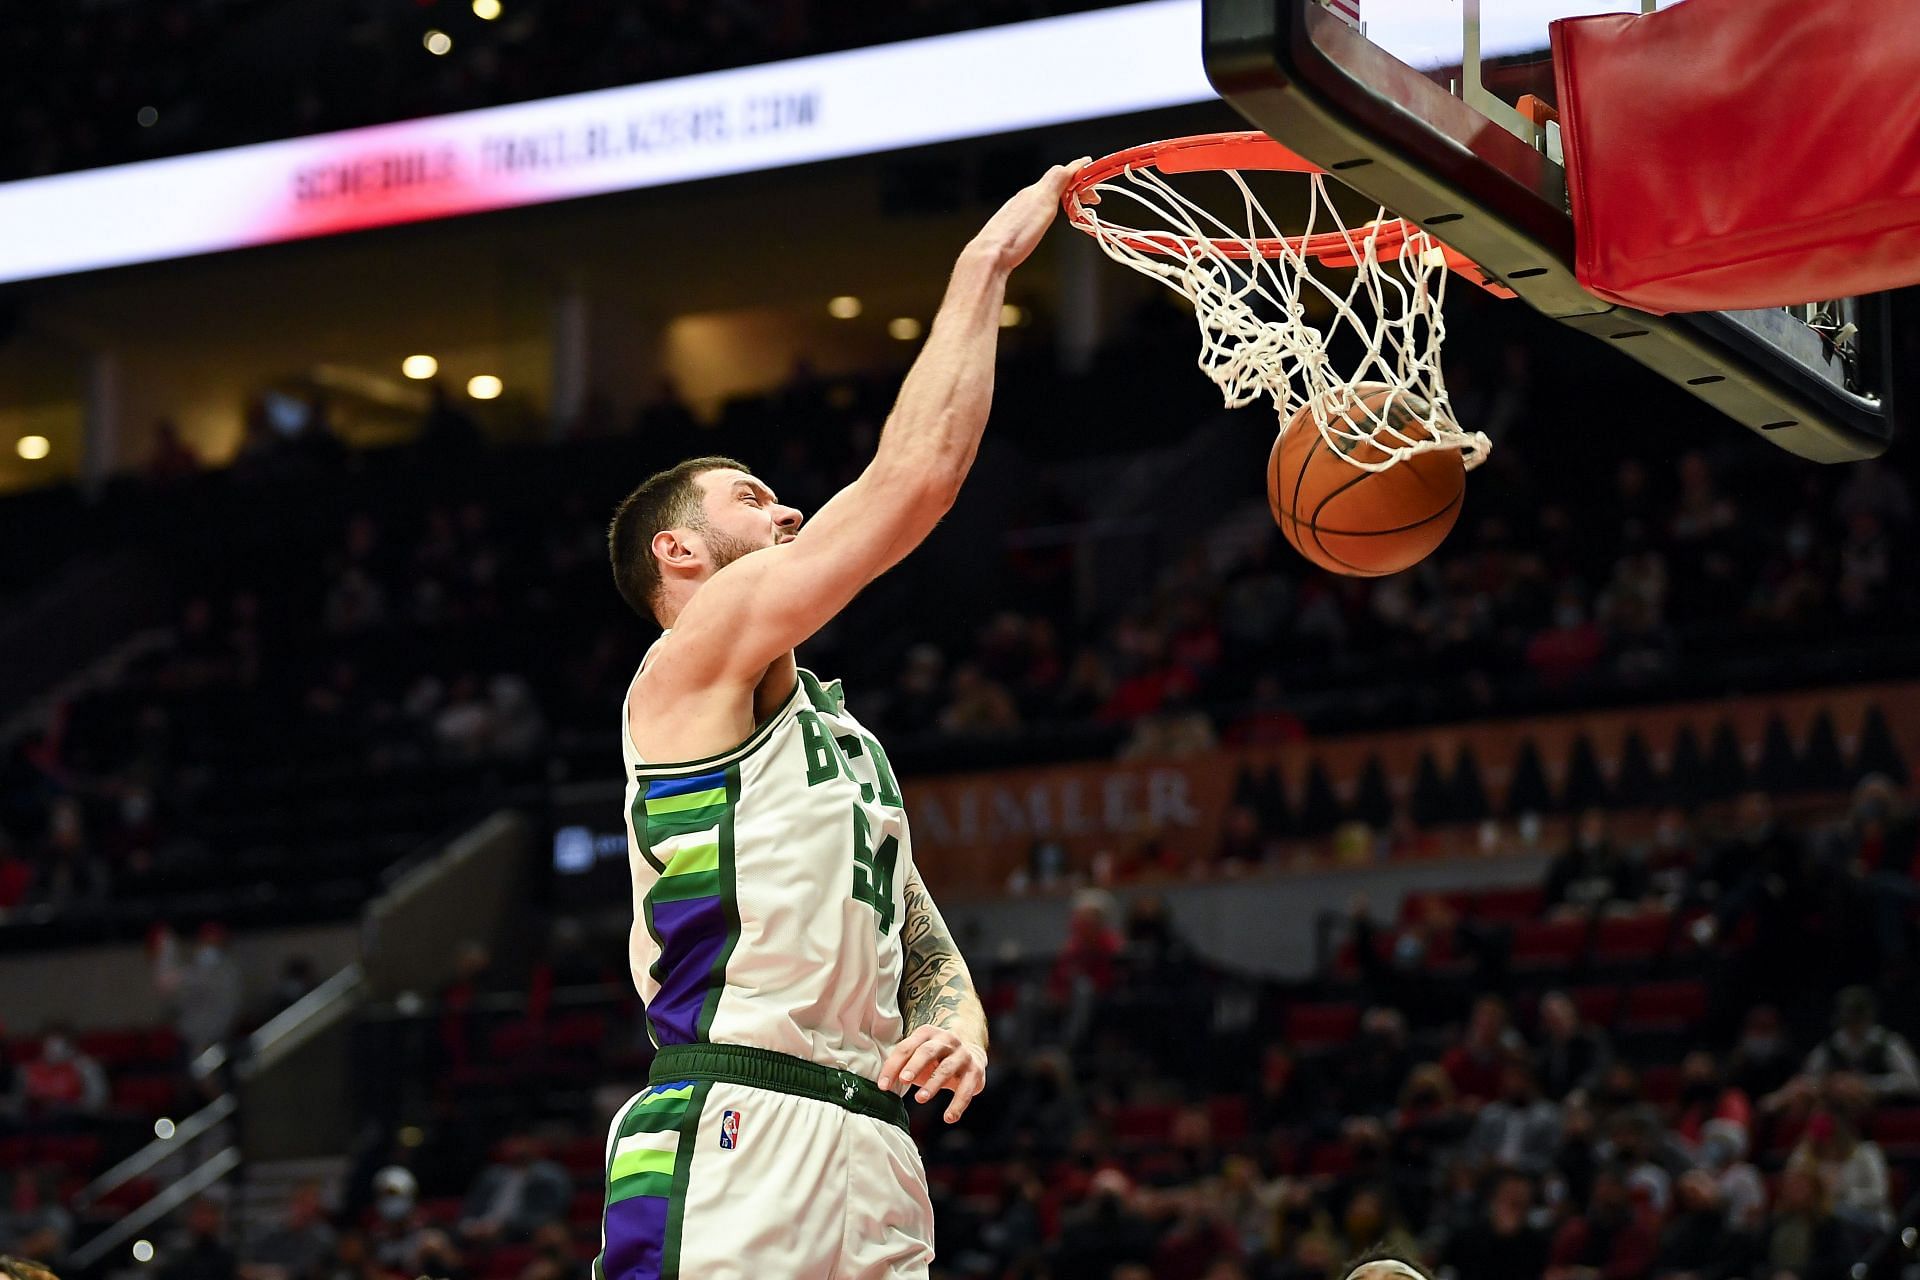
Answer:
719;1110;741;1150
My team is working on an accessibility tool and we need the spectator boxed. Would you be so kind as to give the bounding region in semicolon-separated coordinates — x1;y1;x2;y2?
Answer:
10;1023;108;1120
1602;1108;1679;1218
1222;674;1307;747
1465;1058;1562;1175
1333;1185;1420;1262
1652;1170;1743;1280
1340;1008;1415;1119
1440;1171;1550;1280
1695;1119;1766;1232
1545;1164;1658;1280
938;664;1021;737
1442;996;1523;1107
244;1183;337;1280
159;1198;238;1280
366;1167;431;1275
1535;991;1612;1103
1049;890;1123;1003
1724;1007;1797;1101
1785;986;1920;1107
1544;810;1644;917
457;1136;570;1243
0;1173;72;1267
1756;1168;1846;1280
265;956;319;1020
1669;1052;1749;1147
1786;1110;1892;1238
319;1231;401;1280
148;418;204;483
154;923;244;1059
1118;697;1218;762
1052;1169;1160;1280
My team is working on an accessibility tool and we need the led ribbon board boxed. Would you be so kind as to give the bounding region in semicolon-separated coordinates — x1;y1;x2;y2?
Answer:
0;1;1212;286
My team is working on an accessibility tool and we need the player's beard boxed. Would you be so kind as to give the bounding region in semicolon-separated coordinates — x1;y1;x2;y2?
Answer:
696;519;766;573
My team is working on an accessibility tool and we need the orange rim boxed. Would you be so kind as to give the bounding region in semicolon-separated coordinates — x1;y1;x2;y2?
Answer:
1063;132;1515;298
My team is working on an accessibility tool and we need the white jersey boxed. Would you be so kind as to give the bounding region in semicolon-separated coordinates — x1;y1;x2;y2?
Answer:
620;643;914;1080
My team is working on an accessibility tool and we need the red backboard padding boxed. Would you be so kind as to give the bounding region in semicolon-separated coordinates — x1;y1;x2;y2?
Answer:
1551;0;1920;314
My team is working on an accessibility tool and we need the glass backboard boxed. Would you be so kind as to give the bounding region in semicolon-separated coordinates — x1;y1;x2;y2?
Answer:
1202;0;1893;462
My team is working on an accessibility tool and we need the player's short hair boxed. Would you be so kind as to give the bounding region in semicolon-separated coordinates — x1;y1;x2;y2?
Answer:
1341;1247;1435;1280
608;455;750;622
1;1256;60;1280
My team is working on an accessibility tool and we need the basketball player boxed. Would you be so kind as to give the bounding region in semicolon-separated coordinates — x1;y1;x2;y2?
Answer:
597;158;1087;1280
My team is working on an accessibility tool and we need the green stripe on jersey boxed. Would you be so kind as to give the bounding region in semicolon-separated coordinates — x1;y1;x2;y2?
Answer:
645;787;727;815
649;868;721;903
608;1169;673;1206
659;838;719;878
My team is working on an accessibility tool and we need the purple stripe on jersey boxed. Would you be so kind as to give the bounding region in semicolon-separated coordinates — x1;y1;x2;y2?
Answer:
647;894;725;1045
601;1184;669;1280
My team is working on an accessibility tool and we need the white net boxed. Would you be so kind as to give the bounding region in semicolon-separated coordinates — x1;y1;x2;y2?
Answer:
1072;156;1491;473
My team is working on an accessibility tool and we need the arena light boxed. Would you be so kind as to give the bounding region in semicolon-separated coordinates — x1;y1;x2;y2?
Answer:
473;0;503;18
132;1241;155;1264
467;374;503;399
424;29;453;55
401;354;439;379
154;1117;177;1139
887;317;922;341
999;304;1027;328
15;435;50;460
137;106;159;128
827;295;862;320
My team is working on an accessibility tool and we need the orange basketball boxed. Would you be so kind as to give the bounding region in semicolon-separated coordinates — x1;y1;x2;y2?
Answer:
1267;383;1466;577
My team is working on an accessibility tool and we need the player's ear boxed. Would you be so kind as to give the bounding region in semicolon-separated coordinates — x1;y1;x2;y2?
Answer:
652;526;701;573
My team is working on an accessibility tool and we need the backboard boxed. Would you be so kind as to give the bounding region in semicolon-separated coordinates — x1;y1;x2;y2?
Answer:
1202;0;1895;462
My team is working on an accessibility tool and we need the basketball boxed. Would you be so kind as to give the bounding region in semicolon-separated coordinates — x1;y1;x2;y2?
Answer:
1266;383;1467;577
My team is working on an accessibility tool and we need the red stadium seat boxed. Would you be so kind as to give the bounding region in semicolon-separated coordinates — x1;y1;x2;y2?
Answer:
1512;919;1590;971
1474;886;1546;922
34;1133;102;1170
1639;1064;1682;1106
1623;980;1708;1031
1306;1141;1354;1178
77;1028;148;1067
483;1245;535;1280
1872;1107;1920;1156
1109;1103;1177;1145
1594;912;1674;964
1208;1095;1249;1143
547;1013;607;1051
421;1196;466;1226
1568;986;1622;1026
568;1188;603;1226
960;1163;1006;1198
112;1075;180;1115
1285;1002;1360;1049
558;1136;606;1175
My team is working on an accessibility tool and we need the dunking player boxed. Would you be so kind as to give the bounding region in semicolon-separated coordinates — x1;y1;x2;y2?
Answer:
597;158;1087;1279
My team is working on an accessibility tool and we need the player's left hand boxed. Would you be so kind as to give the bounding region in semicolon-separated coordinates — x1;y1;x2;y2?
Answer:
878;1027;987;1124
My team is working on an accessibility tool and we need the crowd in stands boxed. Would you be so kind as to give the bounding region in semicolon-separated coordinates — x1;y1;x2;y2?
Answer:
5;299;1920;938
0;0;1126;182
36;781;1898;1280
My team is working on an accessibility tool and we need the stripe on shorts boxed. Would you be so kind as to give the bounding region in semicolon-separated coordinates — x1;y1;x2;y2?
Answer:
598;1080;702;1280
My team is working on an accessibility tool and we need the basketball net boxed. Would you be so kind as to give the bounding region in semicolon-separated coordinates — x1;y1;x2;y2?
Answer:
1071;156;1491;474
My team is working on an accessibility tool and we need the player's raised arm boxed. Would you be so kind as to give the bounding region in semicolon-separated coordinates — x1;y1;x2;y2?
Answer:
667;159;1088;684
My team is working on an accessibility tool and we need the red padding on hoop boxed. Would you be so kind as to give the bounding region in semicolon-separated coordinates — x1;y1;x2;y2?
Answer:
1551;0;1920;314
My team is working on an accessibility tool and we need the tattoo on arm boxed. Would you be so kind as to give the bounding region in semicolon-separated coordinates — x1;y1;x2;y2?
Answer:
900;866;988;1050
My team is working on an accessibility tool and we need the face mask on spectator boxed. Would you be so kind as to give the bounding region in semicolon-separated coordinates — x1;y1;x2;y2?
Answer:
377;1194;412;1222
42;1037;71;1063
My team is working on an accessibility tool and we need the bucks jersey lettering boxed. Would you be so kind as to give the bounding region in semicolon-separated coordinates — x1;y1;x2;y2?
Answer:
620;640;915;1080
